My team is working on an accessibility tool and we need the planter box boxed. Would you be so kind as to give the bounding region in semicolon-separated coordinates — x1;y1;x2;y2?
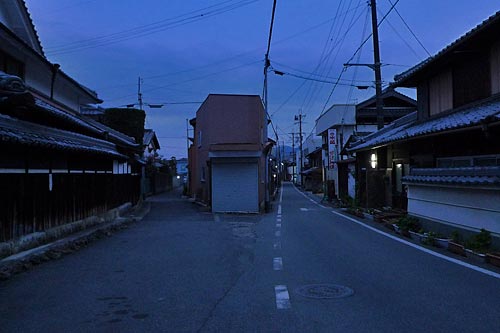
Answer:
448;241;466;257
346;209;365;219
465;249;486;264
401;229;411;238
409;231;424;242
435;238;450;249
486;252;500;268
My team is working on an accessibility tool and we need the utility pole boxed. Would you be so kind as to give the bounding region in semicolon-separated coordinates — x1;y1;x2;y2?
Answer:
294;113;305;186
290;131;295;183
186;118;190;154
370;0;384;129
344;0;384;129
138;76;143;111
263;0;277;212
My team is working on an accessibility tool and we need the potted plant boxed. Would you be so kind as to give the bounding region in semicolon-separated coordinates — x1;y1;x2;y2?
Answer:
396;216;420;238
465;229;491;263
382;217;399;232
448;231;466;256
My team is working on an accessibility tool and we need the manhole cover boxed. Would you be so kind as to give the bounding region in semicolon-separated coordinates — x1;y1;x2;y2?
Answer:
295;284;354;299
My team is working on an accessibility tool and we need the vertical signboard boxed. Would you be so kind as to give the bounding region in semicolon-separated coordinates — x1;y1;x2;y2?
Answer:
328;128;337;169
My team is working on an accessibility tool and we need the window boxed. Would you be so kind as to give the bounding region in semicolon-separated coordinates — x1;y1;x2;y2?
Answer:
198;130;202;147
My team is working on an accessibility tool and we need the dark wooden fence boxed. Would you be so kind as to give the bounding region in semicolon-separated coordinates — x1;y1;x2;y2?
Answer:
145;172;172;196
0;173;140;242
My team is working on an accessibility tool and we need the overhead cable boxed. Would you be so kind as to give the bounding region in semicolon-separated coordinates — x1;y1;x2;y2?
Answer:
387;0;431;57
46;0;260;55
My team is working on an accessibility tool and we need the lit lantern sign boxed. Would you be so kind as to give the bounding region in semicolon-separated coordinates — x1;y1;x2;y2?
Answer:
328;128;337;169
370;153;377;169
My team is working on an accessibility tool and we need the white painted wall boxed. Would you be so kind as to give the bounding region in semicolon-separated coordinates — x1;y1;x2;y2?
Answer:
348;162;356;199
315;104;356;135
407;185;500;234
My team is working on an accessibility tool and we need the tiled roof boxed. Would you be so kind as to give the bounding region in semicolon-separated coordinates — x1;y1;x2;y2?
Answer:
403;167;500;186
349;97;500;151
143;129;155;145
34;98;138;147
0;114;126;158
35;98;97;132
394;11;500;85
84;116;138;147
21;0;44;56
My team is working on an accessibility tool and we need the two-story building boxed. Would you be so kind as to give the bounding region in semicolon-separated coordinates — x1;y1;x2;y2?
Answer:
301;134;322;192
350;11;500;235
0;1;141;249
316;89;416;201
188;94;273;213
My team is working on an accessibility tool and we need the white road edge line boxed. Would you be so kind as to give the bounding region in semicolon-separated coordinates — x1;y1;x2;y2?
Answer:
273;257;283;270
275;285;291;309
330;210;500;280
293;183;500;279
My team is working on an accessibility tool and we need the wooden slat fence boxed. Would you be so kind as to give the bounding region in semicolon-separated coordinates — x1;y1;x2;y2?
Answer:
0;173;140;242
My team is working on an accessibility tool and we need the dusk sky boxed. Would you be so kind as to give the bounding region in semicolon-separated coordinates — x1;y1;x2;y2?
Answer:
25;0;500;158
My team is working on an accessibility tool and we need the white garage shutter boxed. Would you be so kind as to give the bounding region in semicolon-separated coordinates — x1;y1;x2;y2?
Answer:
212;162;259;213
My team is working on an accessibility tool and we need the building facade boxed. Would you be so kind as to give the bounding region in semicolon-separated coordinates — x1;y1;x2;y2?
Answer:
350;11;500;235
0;1;141;248
188;94;272;213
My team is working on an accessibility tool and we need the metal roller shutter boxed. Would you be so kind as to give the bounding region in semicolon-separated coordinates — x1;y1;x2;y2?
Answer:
211;162;259;213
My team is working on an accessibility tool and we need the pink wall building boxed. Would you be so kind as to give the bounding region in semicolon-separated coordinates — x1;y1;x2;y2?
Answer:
188;94;273;213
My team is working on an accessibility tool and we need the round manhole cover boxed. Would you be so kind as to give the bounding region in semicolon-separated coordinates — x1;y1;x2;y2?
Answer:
295;284;354;299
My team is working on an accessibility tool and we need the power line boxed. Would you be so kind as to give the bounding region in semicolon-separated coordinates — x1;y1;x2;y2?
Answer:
300;0;366;116
270;1;367;121
298;0;351;116
46;0;260;55
107;59;261;102
272;69;372;88
343;0;400;66
387;0;431;57
48;0;253;51
320;0;400;114
270;61;375;83
380;11;420;59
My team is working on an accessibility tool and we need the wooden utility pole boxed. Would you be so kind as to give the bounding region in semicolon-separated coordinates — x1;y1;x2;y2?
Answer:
370;0;384;129
294;114;305;185
290;131;295;182
138;77;143;111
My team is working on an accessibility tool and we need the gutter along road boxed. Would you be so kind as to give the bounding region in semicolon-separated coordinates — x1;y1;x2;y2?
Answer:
0;183;499;332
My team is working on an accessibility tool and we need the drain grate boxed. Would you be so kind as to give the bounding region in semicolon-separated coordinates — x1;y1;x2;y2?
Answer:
295;284;354;299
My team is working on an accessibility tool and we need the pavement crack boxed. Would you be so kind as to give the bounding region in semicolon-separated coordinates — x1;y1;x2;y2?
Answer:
196;259;248;332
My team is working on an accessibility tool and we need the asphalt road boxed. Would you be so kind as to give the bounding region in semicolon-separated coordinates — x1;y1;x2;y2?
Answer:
1;183;499;332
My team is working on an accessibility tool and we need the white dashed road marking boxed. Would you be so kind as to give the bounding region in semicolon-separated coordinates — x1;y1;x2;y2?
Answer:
275;285;291;309
273;257;283;270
